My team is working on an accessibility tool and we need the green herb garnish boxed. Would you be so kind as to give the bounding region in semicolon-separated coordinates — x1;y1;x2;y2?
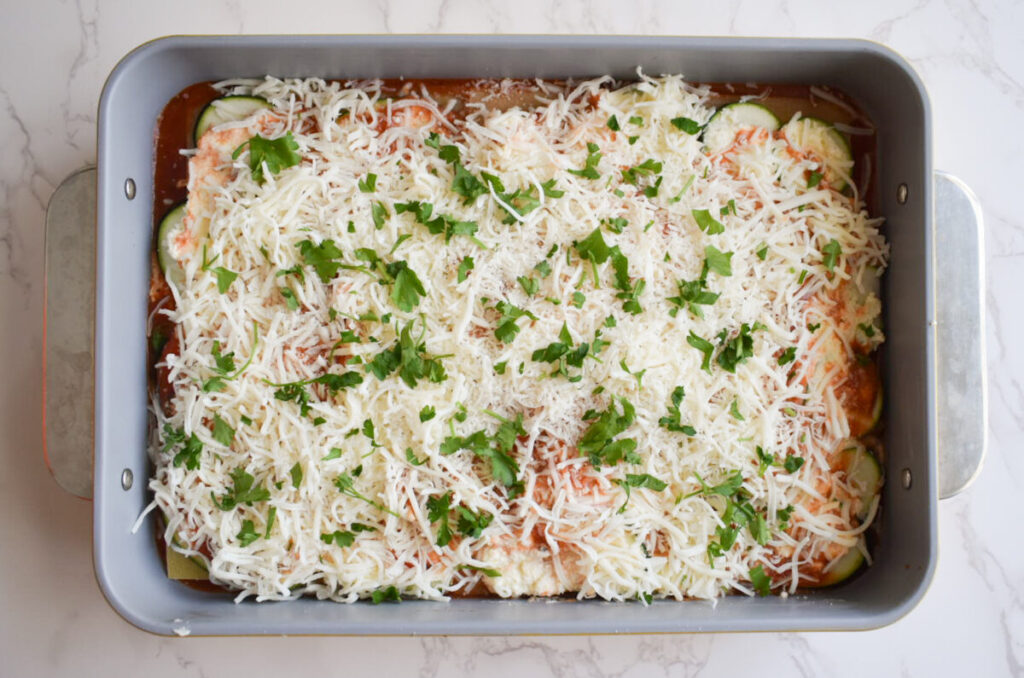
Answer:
365;321;448;388
213;466;271;510
232;131;301;184
237;520;260;546
691;208;725;235
568;142;602;180
822;239;842;272
579;397;638;470
658;386;696;435
670;117;701;134
211;413;235;447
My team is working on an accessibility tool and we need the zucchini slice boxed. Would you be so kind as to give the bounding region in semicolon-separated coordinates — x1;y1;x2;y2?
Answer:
157;202;187;289
868;389;883;433
783;116;854;191
702;102;781;153
817;541;866;587
168;531;210;580
193;95;271;146
838;442;883;521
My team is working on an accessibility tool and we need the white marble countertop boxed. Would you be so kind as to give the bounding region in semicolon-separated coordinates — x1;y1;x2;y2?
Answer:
2;0;1021;675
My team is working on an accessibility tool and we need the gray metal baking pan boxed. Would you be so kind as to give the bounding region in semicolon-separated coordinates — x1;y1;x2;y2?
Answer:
42;34;987;635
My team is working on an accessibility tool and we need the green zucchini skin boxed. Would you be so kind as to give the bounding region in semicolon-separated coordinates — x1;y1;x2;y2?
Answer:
193;95;271;146
817;541;866;587
783;116;854;191
800;444;882;588
702;102;781;153
840;443;883;521
157;202;187;289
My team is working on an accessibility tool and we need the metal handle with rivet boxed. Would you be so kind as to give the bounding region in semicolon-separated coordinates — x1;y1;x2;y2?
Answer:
41;168;989;501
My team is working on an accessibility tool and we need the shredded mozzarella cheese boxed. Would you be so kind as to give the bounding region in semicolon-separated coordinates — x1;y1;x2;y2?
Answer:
148;74;888;603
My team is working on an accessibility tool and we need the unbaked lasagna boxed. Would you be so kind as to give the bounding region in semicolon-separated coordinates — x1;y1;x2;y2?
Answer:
145;73;887;603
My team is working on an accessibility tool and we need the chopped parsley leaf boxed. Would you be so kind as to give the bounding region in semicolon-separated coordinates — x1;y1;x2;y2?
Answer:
704;245;734;277
426;491;454;546
370;586;401;604
619;359;647;389
540;179;564;198
822;239;842;272
658;386;696;435
365;320;447;387
531;322;589;380
687;331;715;373
615;473;668;512
321;530;356;547
716;323;759;373
334;471;402;519
213;466;270;510
270;371;364;418
756;446;775;477
440;411;524;491
567;142;602;180
575;227;613;264
164;426;204;471
264;506;277;538
749;565;772;596
670;116;702;134
579;397;638;470
279;286;299;310
353;247;427;312
622;158;662;186
457;256;475;283
297;238;345;283
691;208;725;235
358;173;377;192
211;413;235;447
493;300;537;344
237;519;260;547
395;200;482;245
517;275;539;297
231;131;301;184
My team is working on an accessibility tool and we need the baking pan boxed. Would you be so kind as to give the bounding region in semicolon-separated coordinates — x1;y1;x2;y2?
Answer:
43;35;987;635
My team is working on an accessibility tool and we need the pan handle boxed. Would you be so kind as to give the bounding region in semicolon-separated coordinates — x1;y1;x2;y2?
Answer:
44;166;96;500
40;167;989;501
933;171;988;499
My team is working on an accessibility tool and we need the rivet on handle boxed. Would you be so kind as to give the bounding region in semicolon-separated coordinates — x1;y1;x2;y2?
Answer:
125;178;136;200
121;468;134;491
